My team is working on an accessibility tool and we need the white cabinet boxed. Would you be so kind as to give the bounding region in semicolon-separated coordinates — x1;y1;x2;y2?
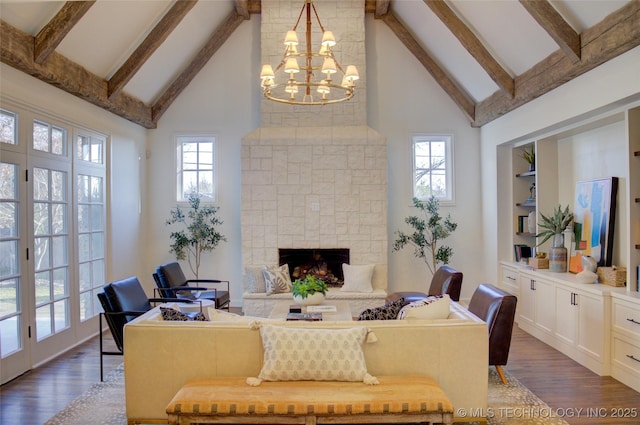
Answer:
611;294;640;392
510;265;615;375
499;263;519;295
555;285;607;373
518;271;555;337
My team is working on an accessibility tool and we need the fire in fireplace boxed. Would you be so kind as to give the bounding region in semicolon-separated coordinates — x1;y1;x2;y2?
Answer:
278;248;350;287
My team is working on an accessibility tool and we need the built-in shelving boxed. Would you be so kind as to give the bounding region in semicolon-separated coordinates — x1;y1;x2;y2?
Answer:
516;171;536;178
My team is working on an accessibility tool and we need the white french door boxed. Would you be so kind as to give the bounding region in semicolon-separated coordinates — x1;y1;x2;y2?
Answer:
0;151;30;383
0;105;107;383
28;157;75;366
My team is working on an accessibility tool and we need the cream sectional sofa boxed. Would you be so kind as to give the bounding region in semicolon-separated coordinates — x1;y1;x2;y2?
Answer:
242;264;388;317
123;302;488;424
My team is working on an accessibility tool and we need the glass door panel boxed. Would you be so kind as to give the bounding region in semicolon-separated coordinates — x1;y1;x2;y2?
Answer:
0;153;30;384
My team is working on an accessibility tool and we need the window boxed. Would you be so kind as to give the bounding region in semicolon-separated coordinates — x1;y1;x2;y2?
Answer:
176;135;215;201
0;109;17;145
33;120;66;155
413;134;454;202
76;134;104;164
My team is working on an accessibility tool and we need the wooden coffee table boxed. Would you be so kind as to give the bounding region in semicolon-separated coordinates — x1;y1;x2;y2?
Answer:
268;300;353;321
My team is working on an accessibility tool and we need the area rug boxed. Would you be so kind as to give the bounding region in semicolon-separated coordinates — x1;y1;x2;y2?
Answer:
44;365;569;425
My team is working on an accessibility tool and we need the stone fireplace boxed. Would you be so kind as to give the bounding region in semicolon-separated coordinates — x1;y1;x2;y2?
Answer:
279;248;349;286
241;0;387;282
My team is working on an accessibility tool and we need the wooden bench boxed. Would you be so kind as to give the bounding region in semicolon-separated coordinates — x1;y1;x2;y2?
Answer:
166;375;454;425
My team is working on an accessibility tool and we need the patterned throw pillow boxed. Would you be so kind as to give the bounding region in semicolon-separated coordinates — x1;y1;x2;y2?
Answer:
357;297;406;320
397;294;450;320
263;264;292;295
160;307;207;321
257;325;375;383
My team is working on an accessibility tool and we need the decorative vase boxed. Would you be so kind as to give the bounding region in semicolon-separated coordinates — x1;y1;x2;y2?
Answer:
581;255;597;273
527;211;536;234
549;233;568;272
528;163;535;172
293;292;325;306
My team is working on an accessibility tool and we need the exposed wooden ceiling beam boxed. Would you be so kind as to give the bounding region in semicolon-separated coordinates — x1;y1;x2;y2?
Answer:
34;1;95;65
151;10;246;123
519;0;580;62
375;0;390;18
377;11;475;122
424;0;514;98
474;0;640;127
235;0;250;19
1;20;154;128
108;0;197;100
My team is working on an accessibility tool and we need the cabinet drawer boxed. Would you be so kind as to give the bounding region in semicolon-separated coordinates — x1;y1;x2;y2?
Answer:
613;337;640;375
613;301;640;338
501;268;519;294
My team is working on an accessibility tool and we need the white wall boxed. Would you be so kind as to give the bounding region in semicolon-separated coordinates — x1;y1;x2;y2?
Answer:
144;18;261;305
366;15;483;300
481;46;640;285
0;63;148;287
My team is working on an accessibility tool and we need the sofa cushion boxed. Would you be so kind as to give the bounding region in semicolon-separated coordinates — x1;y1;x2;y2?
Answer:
398;294;450;320
263;264;293;295
160;307;207;321
357;297;405;321
341;264;374;293
243;266;267;293
256;325;377;384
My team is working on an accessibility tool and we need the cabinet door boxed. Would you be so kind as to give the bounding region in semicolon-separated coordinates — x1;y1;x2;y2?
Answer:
555;286;577;345
577;292;604;359
535;278;555;334
500;265;519;295
518;275;535;326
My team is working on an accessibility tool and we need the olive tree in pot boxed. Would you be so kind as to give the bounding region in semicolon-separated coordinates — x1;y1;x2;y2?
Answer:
166;193;226;279
392;196;458;276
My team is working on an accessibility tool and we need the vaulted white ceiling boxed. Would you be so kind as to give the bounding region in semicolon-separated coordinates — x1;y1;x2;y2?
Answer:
0;0;636;128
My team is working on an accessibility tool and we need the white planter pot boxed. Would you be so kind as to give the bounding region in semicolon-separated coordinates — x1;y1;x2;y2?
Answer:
293;292;325;306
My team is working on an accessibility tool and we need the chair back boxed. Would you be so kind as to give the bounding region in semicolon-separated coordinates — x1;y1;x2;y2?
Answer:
428;265;463;301
103;276;153;313
468;283;517;366
156;262;197;299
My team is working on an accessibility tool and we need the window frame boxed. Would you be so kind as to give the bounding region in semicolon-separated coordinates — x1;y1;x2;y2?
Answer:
175;134;217;203
412;133;455;204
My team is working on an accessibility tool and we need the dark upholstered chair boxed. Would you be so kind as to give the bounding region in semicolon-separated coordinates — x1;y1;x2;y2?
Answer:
386;265;463;304
467;283;518;384
154;262;230;310
97;276;188;381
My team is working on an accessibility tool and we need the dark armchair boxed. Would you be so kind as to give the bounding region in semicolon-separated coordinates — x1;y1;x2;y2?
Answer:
154;262;230;310
468;283;518;384
97;276;191;381
385;265;463;304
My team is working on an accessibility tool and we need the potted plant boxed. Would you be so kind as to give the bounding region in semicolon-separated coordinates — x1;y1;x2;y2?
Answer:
166;193;226;278
536;204;573;272
292;275;328;305
521;146;535;172
392;196;458;276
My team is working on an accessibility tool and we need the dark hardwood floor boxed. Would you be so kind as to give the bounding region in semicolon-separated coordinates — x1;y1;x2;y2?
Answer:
1;322;639;425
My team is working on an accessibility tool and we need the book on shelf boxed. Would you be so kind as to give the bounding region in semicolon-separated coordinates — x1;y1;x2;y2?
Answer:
286;312;323;321
306;305;337;314
514;244;532;262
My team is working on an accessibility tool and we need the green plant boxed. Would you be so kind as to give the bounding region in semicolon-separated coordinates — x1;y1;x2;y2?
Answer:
521;146;535;164
392;196;458;275
292;275;328;299
166;193;226;278
536;204;573;247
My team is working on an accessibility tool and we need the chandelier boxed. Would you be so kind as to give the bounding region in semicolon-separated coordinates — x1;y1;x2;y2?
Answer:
260;0;359;105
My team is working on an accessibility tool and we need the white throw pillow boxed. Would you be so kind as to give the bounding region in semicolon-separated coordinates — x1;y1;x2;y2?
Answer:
341;264;374;293
398;294;451;320
256;325;376;384
263;264;292;295
243;266;266;293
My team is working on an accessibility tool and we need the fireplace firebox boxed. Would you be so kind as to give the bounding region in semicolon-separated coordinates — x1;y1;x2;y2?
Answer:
278;248;350;287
